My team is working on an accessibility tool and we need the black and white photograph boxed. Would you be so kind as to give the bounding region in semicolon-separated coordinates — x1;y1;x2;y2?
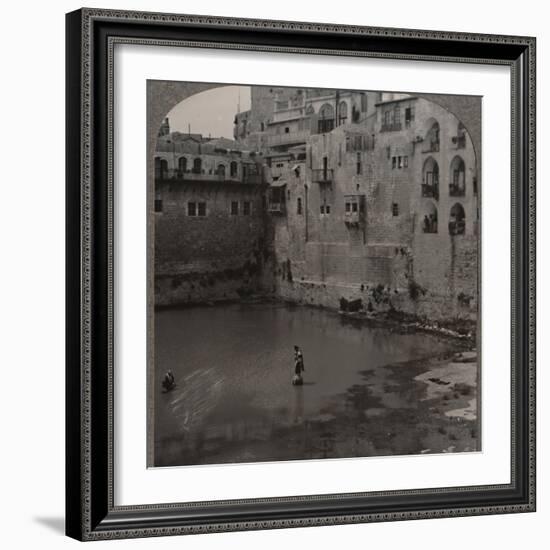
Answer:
0;0;538;545
149;82;481;468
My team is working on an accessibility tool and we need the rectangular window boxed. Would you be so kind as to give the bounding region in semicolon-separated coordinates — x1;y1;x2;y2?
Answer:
345;202;351;213
243;201;251;215
394;107;401;126
392;203;399;216
392;157;397;169
297;198;302;215
197;202;206;217
325;205;331;214
231;201;239;215
398;156;402;169
352;202;358;213
320;205;325;214
404;156;409;168
187;201;196;216
154;199;163;213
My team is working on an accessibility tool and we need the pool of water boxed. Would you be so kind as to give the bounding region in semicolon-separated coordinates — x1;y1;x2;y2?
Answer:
153;303;458;466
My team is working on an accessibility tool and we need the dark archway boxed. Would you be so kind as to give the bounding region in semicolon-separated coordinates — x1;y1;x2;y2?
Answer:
449;203;466;236
338;101;348;125
318;103;335;133
422;156;439;200
154;157;168;179
421;202;438;234
424;119;440;152
192;157;202;174
449;156;466;197
178;156;187;175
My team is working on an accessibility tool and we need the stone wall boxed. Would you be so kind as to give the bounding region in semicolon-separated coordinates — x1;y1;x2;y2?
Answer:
154;182;268;305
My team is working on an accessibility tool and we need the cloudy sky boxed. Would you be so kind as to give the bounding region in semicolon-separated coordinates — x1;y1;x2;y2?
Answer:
165;85;251;140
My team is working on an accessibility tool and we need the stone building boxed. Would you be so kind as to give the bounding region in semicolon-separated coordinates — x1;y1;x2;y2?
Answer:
153;123;268;305
253;88;480;320
154;87;479;321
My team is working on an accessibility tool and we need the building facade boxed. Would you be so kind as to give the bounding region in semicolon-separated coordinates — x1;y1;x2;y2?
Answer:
153;125;268;305
154;87;479;321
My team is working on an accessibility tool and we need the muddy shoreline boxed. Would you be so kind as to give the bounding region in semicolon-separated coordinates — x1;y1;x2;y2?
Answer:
155;294;477;345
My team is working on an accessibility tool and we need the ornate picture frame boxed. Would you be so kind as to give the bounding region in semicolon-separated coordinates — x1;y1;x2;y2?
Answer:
65;8;536;541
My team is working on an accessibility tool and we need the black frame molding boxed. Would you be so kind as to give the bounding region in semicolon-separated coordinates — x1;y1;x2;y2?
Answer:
66;8;536;541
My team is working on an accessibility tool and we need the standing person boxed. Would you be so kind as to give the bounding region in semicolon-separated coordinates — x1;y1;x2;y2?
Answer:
293;345;305;385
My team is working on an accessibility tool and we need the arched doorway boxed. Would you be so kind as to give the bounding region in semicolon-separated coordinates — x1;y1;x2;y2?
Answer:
318;103;335;133
217;164;226;177
449;156;466;196
449;203;466;236
192;157;202;174
154;157;168;179
178;156;187;175
424;119;440;152
422;157;439;200
421;202;438;233
338;101;348;125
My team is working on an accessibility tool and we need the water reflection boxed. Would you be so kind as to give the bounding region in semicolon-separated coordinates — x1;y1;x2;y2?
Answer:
154;303;457;466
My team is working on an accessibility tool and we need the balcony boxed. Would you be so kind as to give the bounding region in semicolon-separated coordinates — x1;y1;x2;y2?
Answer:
380;122;403;132
266;130;310;147
268;202;286;215
452;134;466;149
449;220;466;236
449;183;466;197
155;169;259;184
422;140;440;153
421;183;439;200
242;172;263;185
344;195;366;226
344;212;363;226
311;169;334;184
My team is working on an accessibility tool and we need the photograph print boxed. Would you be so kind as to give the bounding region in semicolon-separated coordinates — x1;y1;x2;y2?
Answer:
148;81;480;468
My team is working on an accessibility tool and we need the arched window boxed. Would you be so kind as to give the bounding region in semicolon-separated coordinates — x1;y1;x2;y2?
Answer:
318;103;335;133
154;157;168;179
425;120;440;152
230;161;238;178
216;164;226;177
422;157;439;200
178;156;187;175
338;101;348;125
421;202;438;233
449;156;466;197
192;157;202;174
449;203;466;236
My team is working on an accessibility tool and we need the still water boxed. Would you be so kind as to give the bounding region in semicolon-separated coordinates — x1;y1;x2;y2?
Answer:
153;303;457;466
